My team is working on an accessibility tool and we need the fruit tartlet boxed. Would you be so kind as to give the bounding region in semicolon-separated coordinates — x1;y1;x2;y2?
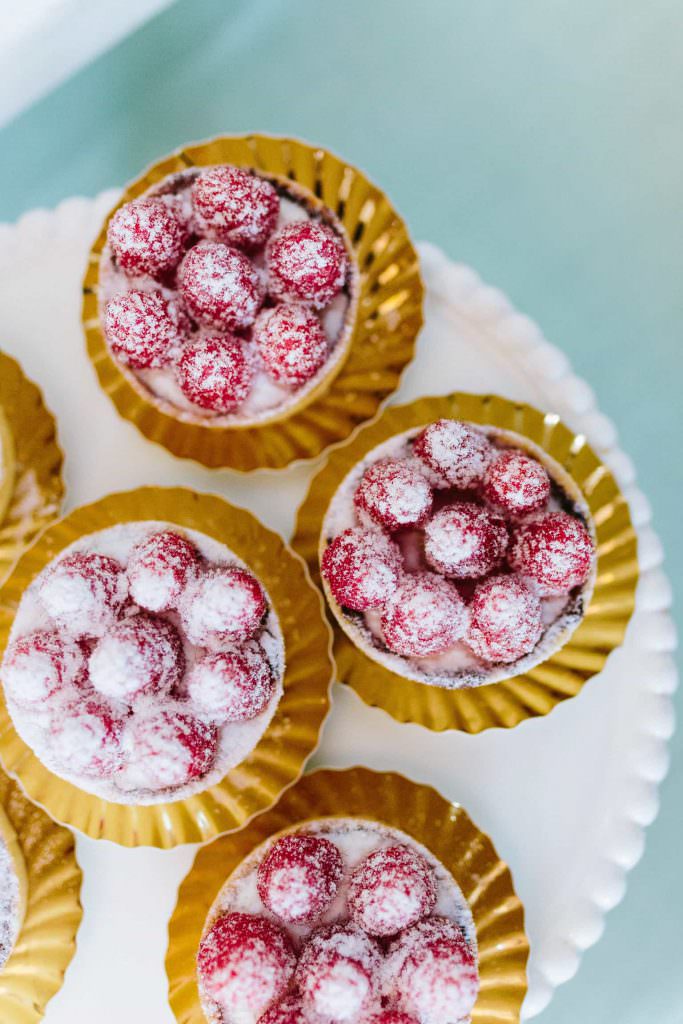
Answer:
0;806;26;972
0;522;284;804
197;818;479;1024
320;418;596;689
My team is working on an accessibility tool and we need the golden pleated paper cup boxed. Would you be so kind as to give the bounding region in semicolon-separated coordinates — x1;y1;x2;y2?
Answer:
0;769;82;1022
293;393;639;733
166;766;529;1024
83;134;424;470
0;351;64;586
0;487;333;847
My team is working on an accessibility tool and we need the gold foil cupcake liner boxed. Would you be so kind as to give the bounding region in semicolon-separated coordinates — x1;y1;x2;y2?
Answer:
0;487;334;847
293;393;639;733
0;351;64;586
0;769;82;1021
83;134;424;470
166;766;529;1024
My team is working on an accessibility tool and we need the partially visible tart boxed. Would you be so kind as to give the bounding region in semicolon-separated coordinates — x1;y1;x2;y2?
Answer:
0;805;27;972
0;406;16;525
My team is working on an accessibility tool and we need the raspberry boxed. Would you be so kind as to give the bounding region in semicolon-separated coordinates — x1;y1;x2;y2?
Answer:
128;530;199;613
380;574;468;658
368;1014;419;1024
321;528;402;611
467;575;543;663
258;995;307;1024
187;642;274;724
413;420;494;490
423;503;508;579
176;335;253;413
37;552;127;639
107;197;185;279
180;566;267;647
296;924;381;1024
198;913;295;1021
118;703;218;791
481;450;551;517
104;290;185;370
354;461;433;532
509;511;594;596
347;844;437;937
2;631;85;707
191;166;279;250
50;695;124;778
267;221;348;308
88;613;184;703
179;240;263;330
256;833;343;925
253;304;328;387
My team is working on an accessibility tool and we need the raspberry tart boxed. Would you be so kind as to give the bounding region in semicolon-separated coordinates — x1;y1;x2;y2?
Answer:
0;806;26;972
0;522;285;804
319;418;596;689
197;818;479;1024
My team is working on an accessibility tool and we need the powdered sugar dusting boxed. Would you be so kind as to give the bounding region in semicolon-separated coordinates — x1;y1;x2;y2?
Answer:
0;834;22;971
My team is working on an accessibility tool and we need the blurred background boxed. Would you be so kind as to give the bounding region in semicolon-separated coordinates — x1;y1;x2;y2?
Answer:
0;1;680;1021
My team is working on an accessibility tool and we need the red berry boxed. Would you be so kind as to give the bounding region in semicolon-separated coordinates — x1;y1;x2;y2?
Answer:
187;642;274;724
88;613;184;703
424;502;508;579
191;166;279;250
368;1014;419;1024
509;511;594;596
38;552;127;639
198;913;295;1020
257;833;343;925
50;695;124;777
118;703;218;791
107;198;185;279
482;450;551;517
380;573;468;658
176;336;253;413
267;221;348;308
128;530;199;612
258;995;307;1024
467;575;543;664
296;924;381;1024
179;240;263;330
104;290;184;370
354;461;433;532
2;630;85;706
348;844;437;936
321;528;402;611
180;566;267;647
413;420;494;490
253;304;328;388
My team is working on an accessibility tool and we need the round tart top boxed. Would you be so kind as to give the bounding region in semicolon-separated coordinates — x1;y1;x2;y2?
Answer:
321;419;595;689
99;164;356;426
0;806;26;972
0;522;285;804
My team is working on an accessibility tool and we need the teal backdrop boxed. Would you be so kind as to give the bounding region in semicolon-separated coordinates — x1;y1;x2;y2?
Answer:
0;2;680;1020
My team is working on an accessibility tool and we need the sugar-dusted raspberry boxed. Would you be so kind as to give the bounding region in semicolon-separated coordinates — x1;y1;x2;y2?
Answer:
128;530;199;613
368;1013;419;1024
176;335;253;414
413;419;494;490
107;197;185;279
354;460;433;532
187;642;274;724
267;221;349;308
89;613;183;703
380;573;468;658
37;552;127;640
509;511;594;596
104;289;184;370
179;240;263;330
118;702;218;791
191;166;279;250
467;575;543;664
258;995;307;1024
180;566;267;648
296;924;381;1024
424;502;508;579
198;913;295;1021
321;528;402;611
50;695;125;777
253;304;328;388
2;631;86;707
385;917;479;1024
257;833;343;925
482;449;551;517
348;844;437;937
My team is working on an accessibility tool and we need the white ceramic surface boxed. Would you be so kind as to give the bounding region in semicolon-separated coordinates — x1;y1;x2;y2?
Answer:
0;192;676;1022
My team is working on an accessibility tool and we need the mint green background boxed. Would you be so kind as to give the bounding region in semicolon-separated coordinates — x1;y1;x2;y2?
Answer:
0;2;680;1020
